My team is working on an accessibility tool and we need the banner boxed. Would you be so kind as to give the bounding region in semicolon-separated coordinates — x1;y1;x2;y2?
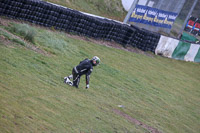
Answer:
129;5;178;29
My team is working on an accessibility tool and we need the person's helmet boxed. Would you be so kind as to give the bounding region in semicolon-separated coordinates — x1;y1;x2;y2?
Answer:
92;56;100;66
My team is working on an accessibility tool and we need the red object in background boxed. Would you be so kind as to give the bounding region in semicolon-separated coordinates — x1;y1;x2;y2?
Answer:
184;16;197;33
194;22;200;30
191;19;200;36
188;20;195;29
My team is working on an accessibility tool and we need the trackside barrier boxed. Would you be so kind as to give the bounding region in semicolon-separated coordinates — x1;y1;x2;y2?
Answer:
1;0;199;63
0;0;160;53
155;35;200;62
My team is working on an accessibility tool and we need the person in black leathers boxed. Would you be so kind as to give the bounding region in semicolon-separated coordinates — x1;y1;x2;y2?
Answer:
64;56;100;89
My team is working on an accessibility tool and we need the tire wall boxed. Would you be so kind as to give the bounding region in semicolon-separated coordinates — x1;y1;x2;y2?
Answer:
0;0;161;53
155;35;200;62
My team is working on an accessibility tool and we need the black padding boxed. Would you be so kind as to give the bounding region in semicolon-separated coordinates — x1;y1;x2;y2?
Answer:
0;0;161;52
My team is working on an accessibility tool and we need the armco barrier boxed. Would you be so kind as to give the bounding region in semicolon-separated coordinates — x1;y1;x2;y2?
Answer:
155;36;200;62
0;0;160;53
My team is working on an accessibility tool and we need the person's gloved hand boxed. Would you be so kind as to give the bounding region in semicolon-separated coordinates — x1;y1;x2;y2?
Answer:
86;84;89;89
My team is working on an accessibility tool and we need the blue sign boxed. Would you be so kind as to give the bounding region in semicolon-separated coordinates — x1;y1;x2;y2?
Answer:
129;5;178;29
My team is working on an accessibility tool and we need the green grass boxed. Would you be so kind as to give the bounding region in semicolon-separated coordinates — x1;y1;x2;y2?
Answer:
0;28;26;46
6;23;36;44
0;18;200;133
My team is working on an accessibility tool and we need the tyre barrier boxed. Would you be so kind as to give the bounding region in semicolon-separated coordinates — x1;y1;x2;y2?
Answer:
0;0;161;53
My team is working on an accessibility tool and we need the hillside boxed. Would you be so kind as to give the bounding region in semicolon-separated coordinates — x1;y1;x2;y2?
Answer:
1;17;200;133
43;0;200;22
43;0;127;21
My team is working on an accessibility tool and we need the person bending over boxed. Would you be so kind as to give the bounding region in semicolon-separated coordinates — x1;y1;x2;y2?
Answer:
64;56;100;89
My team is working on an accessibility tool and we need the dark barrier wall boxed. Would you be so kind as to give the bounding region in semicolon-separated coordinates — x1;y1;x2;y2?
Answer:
0;0;161;53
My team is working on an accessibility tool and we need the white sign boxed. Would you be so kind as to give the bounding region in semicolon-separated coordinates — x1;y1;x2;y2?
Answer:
147;1;154;7
121;0;134;11
122;0;148;11
138;0;148;5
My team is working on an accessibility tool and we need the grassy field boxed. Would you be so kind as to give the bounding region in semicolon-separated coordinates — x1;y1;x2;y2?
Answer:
0;17;200;133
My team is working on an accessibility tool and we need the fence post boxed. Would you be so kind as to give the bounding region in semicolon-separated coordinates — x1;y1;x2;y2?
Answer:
123;0;139;24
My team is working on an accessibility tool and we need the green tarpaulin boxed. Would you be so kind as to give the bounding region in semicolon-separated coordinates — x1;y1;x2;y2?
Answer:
181;32;198;42
172;41;191;60
194;48;200;62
